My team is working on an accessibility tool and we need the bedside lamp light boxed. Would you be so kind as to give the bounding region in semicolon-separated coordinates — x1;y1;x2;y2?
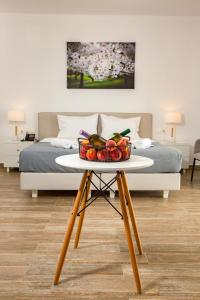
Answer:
8;110;25;139
165;112;182;142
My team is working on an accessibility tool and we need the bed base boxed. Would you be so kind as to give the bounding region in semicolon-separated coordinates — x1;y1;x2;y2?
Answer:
20;172;180;199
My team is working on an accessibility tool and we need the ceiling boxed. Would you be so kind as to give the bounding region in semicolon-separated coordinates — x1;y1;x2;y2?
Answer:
0;0;200;16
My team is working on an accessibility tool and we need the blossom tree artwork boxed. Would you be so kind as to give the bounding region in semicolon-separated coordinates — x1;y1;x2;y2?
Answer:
67;42;135;89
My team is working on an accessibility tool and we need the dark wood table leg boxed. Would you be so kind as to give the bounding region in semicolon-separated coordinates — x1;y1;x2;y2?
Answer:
74;171;92;248
54;170;88;285
121;171;143;255
117;172;142;294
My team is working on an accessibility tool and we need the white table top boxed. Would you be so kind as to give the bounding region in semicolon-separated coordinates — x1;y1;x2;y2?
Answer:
55;154;153;172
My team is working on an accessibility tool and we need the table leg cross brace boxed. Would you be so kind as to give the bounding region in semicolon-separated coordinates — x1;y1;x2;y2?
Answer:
77;172;123;218
92;171;115;194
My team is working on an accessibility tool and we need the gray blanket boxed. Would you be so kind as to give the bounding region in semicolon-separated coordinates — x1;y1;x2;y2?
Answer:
19;142;182;173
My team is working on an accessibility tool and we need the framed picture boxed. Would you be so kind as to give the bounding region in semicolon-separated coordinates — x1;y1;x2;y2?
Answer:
67;42;135;89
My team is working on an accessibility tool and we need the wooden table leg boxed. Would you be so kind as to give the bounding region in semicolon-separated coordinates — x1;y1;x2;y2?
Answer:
121;171;143;255
117;172;142;294
54;170;88;285
74;171;92;249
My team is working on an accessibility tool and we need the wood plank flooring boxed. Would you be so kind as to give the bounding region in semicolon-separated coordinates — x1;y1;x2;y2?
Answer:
0;166;200;299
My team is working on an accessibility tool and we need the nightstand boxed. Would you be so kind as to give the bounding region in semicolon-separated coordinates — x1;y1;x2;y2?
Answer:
159;141;190;171
2;141;34;172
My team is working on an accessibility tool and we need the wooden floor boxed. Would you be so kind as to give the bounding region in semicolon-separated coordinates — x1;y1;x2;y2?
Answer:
0;166;200;299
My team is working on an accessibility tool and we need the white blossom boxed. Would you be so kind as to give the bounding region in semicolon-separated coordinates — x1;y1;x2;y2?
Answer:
67;42;135;81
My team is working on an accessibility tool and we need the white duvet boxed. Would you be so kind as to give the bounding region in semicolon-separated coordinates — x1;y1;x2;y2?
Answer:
132;138;152;149
40;137;152;150
40;138;78;149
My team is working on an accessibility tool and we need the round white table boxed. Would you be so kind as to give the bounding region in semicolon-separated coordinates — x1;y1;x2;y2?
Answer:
55;154;153;172
54;154;153;294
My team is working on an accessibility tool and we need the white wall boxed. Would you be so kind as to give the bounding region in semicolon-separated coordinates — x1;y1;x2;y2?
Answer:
0;14;200;161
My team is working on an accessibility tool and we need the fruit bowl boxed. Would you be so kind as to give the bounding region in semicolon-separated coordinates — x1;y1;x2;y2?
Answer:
78;138;131;162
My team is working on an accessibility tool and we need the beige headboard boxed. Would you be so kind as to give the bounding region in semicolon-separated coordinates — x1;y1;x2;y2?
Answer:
38;112;152;140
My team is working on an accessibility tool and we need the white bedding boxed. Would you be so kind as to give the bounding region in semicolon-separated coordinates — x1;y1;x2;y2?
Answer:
132;138;152;149
40;137;153;150
40;138;78;149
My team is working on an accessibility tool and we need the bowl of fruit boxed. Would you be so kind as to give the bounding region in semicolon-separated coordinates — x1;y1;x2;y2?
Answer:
78;129;131;162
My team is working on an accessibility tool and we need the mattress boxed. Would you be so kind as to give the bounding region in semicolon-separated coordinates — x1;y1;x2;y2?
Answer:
19;142;182;173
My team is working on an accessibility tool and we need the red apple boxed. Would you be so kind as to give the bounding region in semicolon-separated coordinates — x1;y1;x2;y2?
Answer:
86;148;97;161
121;147;130;160
117;139;127;151
80;148;87;159
106;140;117;152
97;149;109;161
110;148;122;161
121;137;129;144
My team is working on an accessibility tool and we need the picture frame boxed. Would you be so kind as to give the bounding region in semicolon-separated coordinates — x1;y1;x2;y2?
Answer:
67;42;135;89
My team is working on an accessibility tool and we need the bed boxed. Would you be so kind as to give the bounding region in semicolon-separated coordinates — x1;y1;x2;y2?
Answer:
20;112;181;198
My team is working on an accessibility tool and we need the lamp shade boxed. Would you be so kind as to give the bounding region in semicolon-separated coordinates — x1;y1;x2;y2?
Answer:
8;110;25;122
165;112;182;124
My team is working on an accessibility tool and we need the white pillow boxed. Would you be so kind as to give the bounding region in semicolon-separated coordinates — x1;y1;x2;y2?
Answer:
57;114;98;139
100;114;141;141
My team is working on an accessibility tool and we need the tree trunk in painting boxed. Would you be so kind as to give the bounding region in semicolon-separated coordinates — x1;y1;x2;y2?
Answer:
124;75;134;89
80;73;84;88
89;76;94;82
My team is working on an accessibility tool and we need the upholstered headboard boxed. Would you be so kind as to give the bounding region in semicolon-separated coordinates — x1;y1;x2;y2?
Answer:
38;112;152;140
